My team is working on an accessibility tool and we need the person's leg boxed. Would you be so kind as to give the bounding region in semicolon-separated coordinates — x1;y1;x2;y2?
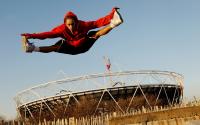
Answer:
23;38;63;53
38;46;60;53
93;25;113;39
37;39;77;54
92;9;123;39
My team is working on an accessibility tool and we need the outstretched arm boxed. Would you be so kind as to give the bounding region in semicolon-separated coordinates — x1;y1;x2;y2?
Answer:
21;25;64;40
21;31;61;40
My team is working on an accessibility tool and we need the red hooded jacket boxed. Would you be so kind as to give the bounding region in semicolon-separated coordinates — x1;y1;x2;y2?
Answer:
23;8;116;47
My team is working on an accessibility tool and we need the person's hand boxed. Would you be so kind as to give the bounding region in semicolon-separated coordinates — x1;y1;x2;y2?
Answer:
21;33;31;39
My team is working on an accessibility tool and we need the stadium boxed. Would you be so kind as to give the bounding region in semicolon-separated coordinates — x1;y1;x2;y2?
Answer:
14;70;183;121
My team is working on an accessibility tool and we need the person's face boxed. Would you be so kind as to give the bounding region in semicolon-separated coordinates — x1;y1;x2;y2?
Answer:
65;18;76;33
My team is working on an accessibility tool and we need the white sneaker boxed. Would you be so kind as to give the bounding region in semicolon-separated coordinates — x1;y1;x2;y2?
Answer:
22;36;35;53
110;9;123;28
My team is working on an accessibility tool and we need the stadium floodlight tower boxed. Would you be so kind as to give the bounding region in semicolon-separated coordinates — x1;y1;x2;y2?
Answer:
14;59;184;121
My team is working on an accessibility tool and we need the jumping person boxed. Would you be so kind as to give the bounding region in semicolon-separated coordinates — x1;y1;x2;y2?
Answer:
21;7;123;55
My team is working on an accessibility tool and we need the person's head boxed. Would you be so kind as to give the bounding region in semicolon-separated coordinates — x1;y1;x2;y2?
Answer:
64;11;78;33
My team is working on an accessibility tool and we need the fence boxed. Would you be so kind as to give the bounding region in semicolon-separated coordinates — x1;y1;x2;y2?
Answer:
0;115;109;125
1;101;200;125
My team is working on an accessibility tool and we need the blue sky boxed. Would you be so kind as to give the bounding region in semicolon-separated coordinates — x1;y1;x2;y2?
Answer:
1;0;200;119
